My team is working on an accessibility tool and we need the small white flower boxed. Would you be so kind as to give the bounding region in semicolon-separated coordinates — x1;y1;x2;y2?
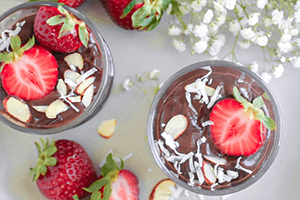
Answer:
294;10;300;23
229;19;241;35
224;0;237;10
290;28;299;36
291;56;300;68
194;23;209;39
122;78;133;91
172;39;186;52
191;0;207;12
168;25;182;36
248;13;260;26
203;9;214;24
213;1;225;13
280;56;286;63
238;40;252;49
277;41;293;54
256;35;268;46
280;33;292;42
256;0;268;9
273;64;284;78
263;18;273;27
193;40;208;54
209;34;225;56
271;9;284;25
260;72;272;83
249;61;259;73
240;27;257;42
149;69;160;80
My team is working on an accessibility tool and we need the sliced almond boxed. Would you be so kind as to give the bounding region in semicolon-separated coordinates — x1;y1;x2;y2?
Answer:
202;161;217;185
3;96;31;123
45;99;68;119
64;70;81;85
164;114;188;140
32;105;48;113
98;119;117;139
64;52;84;70
203;155;227;165
81;84;94;107
56;79;67;96
75;76;95;95
205;85;216;97
68;96;81;103
149;179;176;200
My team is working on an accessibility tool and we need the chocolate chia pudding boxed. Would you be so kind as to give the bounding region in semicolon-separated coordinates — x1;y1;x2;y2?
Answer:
0;2;114;134
148;61;281;195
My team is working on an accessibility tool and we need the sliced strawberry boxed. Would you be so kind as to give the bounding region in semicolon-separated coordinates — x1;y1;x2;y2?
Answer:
83;153;139;200
210;97;267;156
29;0;86;8
1;41;58;101
34;5;89;53
110;169;139;200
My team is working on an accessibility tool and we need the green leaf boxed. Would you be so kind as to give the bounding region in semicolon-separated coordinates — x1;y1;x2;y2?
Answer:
91;191;102;200
84;178;108;193
262;115;277;130
121;0;136;18
46;15;66;26
10;35;21;52
72;194;80;200
170;0;182;16
161;0;171;10
132;5;152;28
253;96;264;108
21;36;35;52
44;157;57;166
59;19;75;38
232;86;247;103
102;182;112;200
79;24;89;48
39;165;47;175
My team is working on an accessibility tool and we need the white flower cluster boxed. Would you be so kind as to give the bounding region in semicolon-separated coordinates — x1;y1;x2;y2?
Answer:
166;0;300;82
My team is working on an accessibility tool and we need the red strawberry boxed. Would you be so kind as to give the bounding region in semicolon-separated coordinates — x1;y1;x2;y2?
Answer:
99;0;170;31
0;35;58;101
30;139;98;200
34;4;89;53
29;0;86;8
209;86;276;156
80;153;139;200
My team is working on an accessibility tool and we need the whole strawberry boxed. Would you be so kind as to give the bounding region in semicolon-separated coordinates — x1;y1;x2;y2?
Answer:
100;0;171;31
76;153;139;200
34;4;89;53
30;139;98;200
29;0;86;8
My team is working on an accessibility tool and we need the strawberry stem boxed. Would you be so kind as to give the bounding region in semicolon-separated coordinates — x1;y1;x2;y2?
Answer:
29;138;57;182
232;86;277;131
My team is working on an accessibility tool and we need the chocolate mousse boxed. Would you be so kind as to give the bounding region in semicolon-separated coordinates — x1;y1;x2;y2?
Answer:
0;13;103;129
152;65;277;191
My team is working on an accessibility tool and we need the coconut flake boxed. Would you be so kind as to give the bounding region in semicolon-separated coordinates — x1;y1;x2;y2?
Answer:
188;172;195;186
185;92;198;115
161;132;179;151
194;161;205;184
202;120;214;127
156;139;171;157
76;67;98;84
235;157;253;174
207;85;223;109
0;21;25;52
58;91;80;112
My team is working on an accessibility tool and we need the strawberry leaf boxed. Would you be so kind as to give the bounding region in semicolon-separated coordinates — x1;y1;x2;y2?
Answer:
72;194;80;200
10;35;21;52
102;182;112;200
79;24;89;48
84;178;108;193
261;115;277;130
253;96;264;108
91;191;102;200
121;0;137;18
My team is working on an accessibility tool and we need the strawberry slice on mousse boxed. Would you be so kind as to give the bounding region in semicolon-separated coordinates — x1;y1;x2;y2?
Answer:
209;86;276;156
0;35;58;101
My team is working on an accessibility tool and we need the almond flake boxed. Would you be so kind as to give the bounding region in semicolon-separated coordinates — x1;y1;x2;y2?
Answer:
64;52;84;70
3;96;31;123
32;105;48;113
45;99;68;119
57;79;67;96
81;84;94;107
97;119;117;139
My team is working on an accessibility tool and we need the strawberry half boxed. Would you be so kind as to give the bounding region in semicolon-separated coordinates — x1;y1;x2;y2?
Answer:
209;86;276;156
0;35;58;101
30;139;98;200
34;4;89;53
79;153;139;200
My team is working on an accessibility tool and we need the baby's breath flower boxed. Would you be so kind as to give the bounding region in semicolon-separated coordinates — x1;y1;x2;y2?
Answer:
291;56;300;68
229;19;241;35
183;24;194;35
149;69;160;80
240;27;257;42
168;25;182;36
209;34;225;56
122;78;133;91
191;0;207;12
249;61;259;73
256;35;268;46
271;9;284;25
173;39;186;52
256;0;267;9
261;72;272;83
248;13;260;26
224;0;237;10
193;40;208;54
277;41;293;54
273;64;284;78
203;9;214;24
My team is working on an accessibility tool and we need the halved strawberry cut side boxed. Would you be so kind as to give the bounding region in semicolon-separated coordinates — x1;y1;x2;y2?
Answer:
209;98;267;156
1;45;58;101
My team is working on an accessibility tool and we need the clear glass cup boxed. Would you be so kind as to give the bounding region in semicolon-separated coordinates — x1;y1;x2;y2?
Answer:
147;60;281;196
0;2;114;134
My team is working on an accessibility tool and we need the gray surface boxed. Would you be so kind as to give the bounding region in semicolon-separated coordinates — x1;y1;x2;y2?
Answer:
1;0;300;200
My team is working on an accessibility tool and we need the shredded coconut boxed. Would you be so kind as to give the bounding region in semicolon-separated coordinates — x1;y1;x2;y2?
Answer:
235;157;253;174
0;21;25;52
